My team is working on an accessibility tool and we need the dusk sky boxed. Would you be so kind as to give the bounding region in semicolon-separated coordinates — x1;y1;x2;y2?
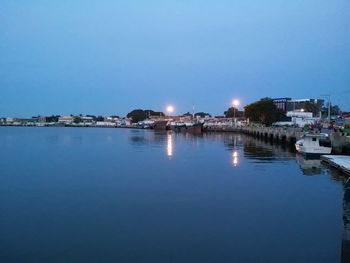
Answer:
1;0;349;117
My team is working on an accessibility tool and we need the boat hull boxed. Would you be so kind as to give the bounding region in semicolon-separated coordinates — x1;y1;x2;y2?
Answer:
151;120;169;130
171;123;203;134
295;142;332;155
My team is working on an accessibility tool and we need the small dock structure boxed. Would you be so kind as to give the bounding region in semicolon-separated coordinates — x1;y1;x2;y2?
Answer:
321;155;350;176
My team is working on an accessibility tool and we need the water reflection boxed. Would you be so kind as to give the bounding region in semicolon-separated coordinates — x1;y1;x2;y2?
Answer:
128;130;175;157
295;154;323;176
324;167;350;262
225;134;350;261
342;178;350;262
128;130;168;149
232;151;238;167
167;132;173;157
2;127;350;262
131;131;350;260
129;135;148;144
222;134;241;167
224;134;294;164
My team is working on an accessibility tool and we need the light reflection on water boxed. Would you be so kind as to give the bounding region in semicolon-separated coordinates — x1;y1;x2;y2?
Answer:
232;151;238;167
167;133;173;157
0;127;349;263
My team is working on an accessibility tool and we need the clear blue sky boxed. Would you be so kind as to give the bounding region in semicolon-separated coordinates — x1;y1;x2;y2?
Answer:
1;0;349;117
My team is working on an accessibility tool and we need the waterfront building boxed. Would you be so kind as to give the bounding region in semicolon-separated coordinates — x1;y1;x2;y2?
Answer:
81;116;94;125
117;118;132;126
285;111;318;127
95;121;116;127
272;98;292;111
38;116;46;122
58;116;74;124
286;99;324;117
273;98;324;117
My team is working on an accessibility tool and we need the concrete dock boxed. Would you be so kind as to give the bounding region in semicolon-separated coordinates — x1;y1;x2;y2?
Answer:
241;126;303;144
241;126;350;154
321;155;350;176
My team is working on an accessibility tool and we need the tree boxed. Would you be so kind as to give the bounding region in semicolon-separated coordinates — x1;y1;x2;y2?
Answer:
145;110;165;117
182;112;192;117
127;109;166;123
96;116;104;122
86;115;97;121
195;112;211;118
127;109;146;123
224;107;243;118
46;115;60;122
73;116;82;124
244;98;285;126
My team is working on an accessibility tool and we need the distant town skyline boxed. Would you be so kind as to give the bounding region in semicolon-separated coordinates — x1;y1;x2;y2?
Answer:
1;1;349;117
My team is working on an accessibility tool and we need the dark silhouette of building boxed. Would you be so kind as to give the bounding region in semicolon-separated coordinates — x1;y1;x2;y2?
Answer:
273;98;324;117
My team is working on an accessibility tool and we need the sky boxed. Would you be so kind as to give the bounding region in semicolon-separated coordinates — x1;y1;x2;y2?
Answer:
0;0;349;117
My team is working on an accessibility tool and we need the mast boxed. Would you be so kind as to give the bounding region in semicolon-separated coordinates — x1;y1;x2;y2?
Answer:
192;104;195;121
328;98;331;122
321;93;331;122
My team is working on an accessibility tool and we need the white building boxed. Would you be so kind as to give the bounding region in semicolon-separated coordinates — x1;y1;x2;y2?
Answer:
96;121;116;127
286;111;318;127
58;116;74;124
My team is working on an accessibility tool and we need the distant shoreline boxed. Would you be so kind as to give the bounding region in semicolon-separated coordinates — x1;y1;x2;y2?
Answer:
0;124;139;129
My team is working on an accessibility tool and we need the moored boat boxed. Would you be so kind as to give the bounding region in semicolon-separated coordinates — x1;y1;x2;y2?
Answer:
171;121;203;134
151;120;169;130
295;133;332;155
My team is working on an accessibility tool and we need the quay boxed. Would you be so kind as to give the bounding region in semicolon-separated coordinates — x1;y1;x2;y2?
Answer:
240;126;303;144
205;126;241;132
205;126;304;144
321;155;350;176
239;126;350;154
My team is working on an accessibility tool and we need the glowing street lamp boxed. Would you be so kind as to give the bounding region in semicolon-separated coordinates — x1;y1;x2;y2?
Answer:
232;99;240;125
166;105;174;115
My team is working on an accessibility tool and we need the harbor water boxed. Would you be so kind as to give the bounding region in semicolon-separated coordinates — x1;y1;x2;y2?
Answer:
0;127;348;263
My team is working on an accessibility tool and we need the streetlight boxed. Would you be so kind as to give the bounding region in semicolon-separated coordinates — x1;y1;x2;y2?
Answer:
166;105;174;116
232;99;240;126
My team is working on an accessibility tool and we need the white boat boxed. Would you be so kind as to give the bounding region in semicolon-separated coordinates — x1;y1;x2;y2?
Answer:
295;133;332;155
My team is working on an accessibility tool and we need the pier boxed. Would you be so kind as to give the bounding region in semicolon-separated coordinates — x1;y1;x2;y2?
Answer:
321;155;350;176
240;126;303;144
239;126;350;154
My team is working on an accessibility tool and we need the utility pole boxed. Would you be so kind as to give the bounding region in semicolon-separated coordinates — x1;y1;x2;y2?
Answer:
321;94;331;122
328;99;331;122
192;104;195;120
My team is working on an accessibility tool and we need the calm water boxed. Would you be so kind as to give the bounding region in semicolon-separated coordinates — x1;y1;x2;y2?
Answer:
0;127;348;263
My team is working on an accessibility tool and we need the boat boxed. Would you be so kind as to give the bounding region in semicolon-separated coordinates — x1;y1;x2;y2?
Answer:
150;120;169;130
171;121;203;134
184;122;203;134
295;133;332;155
169;122;186;132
